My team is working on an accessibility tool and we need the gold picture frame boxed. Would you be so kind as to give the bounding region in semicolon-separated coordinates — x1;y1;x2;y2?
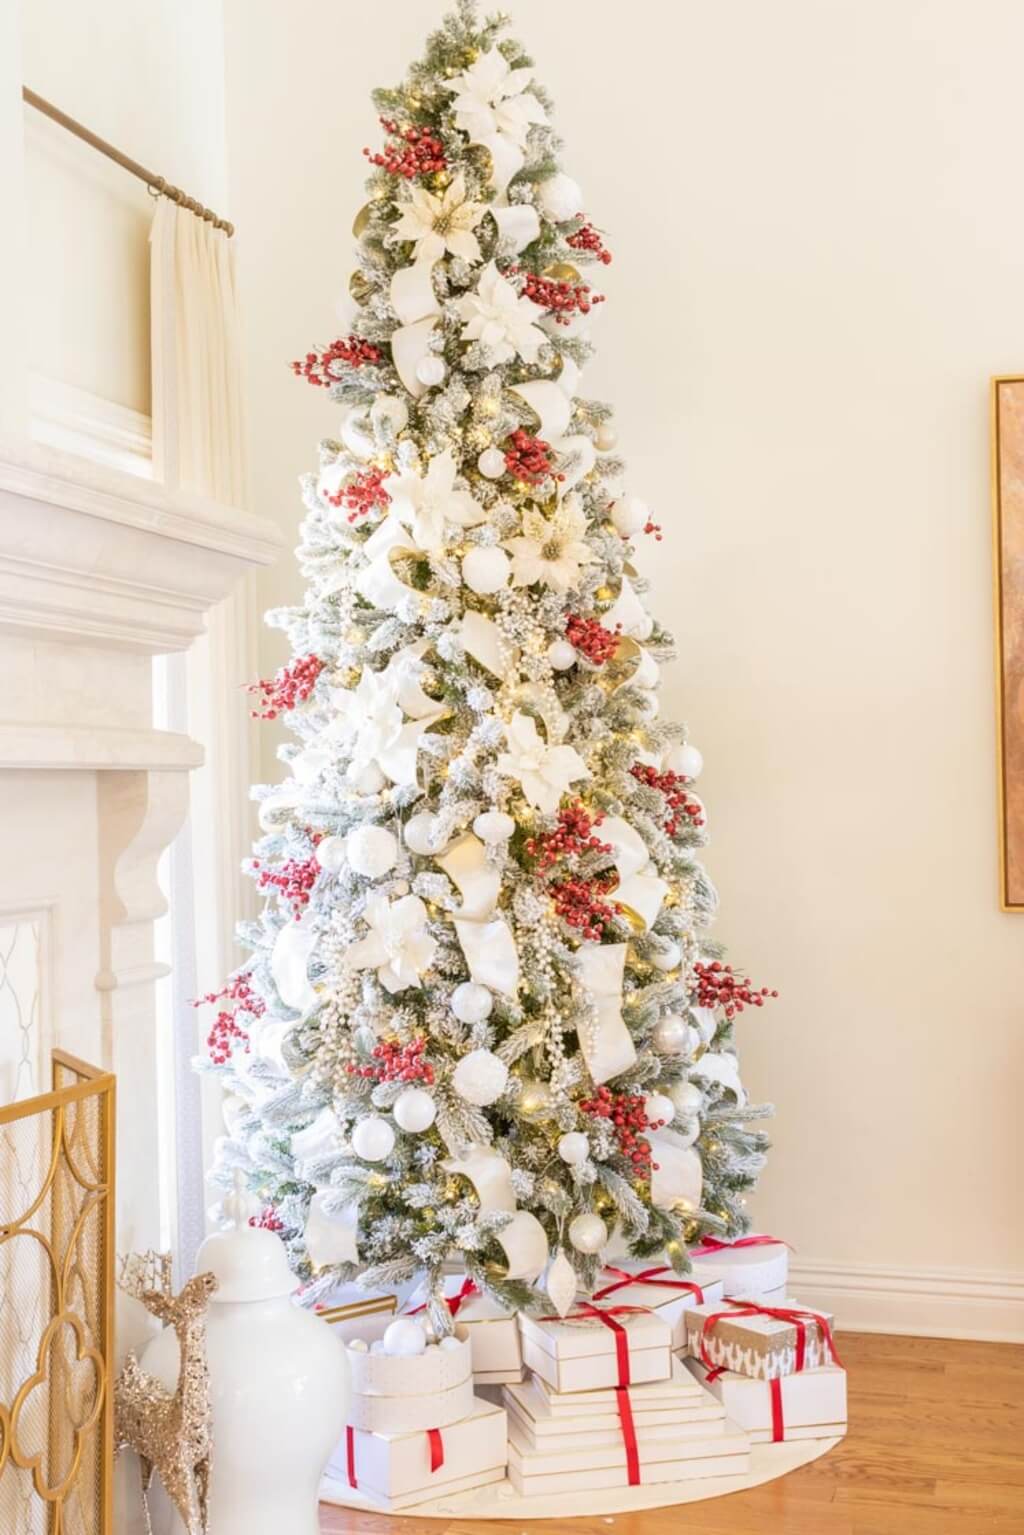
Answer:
992;376;1024;910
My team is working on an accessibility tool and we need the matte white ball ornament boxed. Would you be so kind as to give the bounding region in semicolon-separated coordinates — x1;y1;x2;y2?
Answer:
644;1093;675;1127
651;941;682;972
473;810;515;843
346;825;398;879
610;496;648;537
478;446;507;479
669;1080;704;1116
315;835;347;874
393;1087;437;1134
351;1115;396;1162
404;812;440;855
596;421;619;452
557;1131;589;1165
539;171;584;223
451;981;493;1023
416;354;447;387
547;639;577;671
452;1048;508;1107
462;545;510;595
664;742;703;780
382;1317;428;1357
568;1212;608;1255
653;1014;690;1055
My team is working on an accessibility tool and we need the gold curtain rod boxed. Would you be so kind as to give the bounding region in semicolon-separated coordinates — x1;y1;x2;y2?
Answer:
22;86;235;237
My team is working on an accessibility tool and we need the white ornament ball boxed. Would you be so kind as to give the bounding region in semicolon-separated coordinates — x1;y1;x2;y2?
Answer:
651;941;682;972
473;810;515;843
557;1132;589;1165
477;446;507;479
664;742;703;780
351;1115;396;1163
596;421;618;452
568;1212;608;1255
669;1080;704;1117
672;1118;701;1148
346;824;398;879
610;496;649;537
643;1092;675;1127
347;1338;369;1353
393;1087;437;1134
404;812;439;856
382;1318;428;1357
539;172;584;223
438;1335;463;1352
451;981;493;1024
315;835;347;874
452;1048;508;1107
547;639;577;671
416;354;447;387
462;545;510;595
653;1014;690;1055
351;761;387;794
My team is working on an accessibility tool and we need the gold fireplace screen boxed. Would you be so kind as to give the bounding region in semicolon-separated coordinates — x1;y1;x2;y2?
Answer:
0;1052;115;1534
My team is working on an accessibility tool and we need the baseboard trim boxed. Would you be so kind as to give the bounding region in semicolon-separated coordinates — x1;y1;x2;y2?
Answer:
789;1258;1024;1342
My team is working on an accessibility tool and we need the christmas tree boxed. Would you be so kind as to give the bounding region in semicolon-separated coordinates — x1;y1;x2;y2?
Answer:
206;0;776;1324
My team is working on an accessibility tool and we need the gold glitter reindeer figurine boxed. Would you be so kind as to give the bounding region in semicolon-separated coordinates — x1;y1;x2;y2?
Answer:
114;1269;218;1535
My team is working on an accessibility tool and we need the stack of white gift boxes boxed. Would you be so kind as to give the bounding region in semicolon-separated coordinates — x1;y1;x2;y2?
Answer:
319;1234;847;1509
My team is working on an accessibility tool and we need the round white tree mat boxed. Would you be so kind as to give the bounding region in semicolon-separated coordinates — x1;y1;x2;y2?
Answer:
321;1433;842;1520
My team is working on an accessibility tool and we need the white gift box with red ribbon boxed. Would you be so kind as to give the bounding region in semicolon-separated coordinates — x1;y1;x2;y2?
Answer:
687;1234;790;1297
686;1358;847;1442
504;1358;726;1447
326;1398;507;1512
518;1302;673;1393
507;1414;750;1496
590;1265;724;1351
405;1275;523;1382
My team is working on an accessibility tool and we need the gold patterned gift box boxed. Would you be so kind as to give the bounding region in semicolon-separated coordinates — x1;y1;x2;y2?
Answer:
683;1298;839;1381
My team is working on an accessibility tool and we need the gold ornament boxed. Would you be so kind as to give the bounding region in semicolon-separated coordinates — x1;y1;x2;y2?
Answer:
352;202;374;238
114;1271;218;1535
349;270;374;306
543;261;582;284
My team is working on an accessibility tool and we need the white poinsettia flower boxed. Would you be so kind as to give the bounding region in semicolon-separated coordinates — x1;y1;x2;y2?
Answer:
325;643;447;789
505;496;593;593
496;710;589;815
385;449;485;552
332;666;404;785
449;48;547;150
349;894;437;993
394;173;488;265
457;262;547;366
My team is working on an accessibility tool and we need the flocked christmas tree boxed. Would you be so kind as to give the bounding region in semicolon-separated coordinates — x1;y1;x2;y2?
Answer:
204;0;777;1327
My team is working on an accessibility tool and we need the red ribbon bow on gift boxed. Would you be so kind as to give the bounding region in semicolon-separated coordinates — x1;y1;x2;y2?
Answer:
699;1299;843;1383
346;1425;444;1489
536;1301;648;1485
688;1233;791;1258
592;1266;705;1305
405;1276;479;1320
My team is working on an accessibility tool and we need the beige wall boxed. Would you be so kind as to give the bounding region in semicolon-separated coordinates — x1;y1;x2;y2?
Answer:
224;0;1024;1327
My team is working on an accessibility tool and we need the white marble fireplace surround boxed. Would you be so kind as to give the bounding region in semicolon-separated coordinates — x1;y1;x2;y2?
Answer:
0;433;282;1257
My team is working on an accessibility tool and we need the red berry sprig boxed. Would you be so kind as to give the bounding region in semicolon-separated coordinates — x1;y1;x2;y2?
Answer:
291;336;382;388
567;221;614;265
503;430;561;486
517;270;605;324
629;763;704;837
525;801;612;871
694;960;778;1019
565;614;621;666
549;873;621;942
364;117;447;180
252;855;320;918
249;654;324;720
347;1035;435;1085
194;974;265;1066
643;516;664;542
249;1208;284;1233
324;467;391;524
578;1086;664;1176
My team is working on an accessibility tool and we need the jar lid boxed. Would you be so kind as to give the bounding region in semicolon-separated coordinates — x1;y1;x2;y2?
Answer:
196;1224;299;1303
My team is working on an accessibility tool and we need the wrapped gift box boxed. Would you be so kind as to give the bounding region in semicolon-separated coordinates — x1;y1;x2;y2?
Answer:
326;1398;507;1511
524;1356;718;1425
684;1298;837;1381
405;1276;523;1383
519;1305;672;1393
591;1266;724;1350
507;1418;750;1495
688;1235;789;1297
687;1358;847;1442
505;1364;727;1451
346;1333;475;1432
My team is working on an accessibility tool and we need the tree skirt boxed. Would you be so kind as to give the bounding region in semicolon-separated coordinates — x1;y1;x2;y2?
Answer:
321;1433;843;1520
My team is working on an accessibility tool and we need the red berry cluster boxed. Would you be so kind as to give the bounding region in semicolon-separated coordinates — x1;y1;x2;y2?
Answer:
694;960;778;1019
249;654;324;720
249;1208;284;1233
550;872;621;942
325;466;391;524
364;117;447;179
291;336;382;387
578;1086;664;1176
525;800;612;871
503;430;561;486
253;855;320;918
565;614;621;666
518;270;605;324
643;516;664;542
567;221;614;264
347;1035;435;1085
194;975;265;1066
629;763;705;837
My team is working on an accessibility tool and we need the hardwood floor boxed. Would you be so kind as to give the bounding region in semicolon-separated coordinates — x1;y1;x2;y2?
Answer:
320;1332;1024;1534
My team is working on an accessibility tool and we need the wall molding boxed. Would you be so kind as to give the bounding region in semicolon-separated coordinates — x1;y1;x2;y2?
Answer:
789;1257;1024;1342
30;374;153;479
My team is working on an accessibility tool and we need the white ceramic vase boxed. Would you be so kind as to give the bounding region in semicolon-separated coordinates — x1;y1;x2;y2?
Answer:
141;1223;349;1535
